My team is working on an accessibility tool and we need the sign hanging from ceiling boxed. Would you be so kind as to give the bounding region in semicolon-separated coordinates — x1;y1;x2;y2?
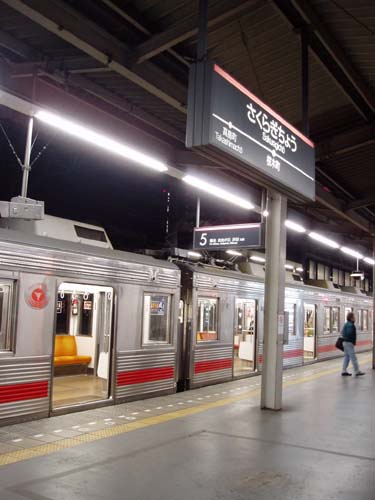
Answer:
193;223;264;251
186;62;315;201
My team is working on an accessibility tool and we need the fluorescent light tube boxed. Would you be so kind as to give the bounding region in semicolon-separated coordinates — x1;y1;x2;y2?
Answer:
250;255;266;263
296;267;304;272
285;264;294;270
35;110;168;172
187;251;201;258
182;175;254;210
363;257;375;265
285;220;306;233
308;232;340;249
226;250;242;256
340;247;363;259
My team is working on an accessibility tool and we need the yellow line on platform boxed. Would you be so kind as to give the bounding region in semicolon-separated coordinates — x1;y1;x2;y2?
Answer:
0;355;371;467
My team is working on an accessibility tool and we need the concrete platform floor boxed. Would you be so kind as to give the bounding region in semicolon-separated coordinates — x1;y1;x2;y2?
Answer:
0;353;373;500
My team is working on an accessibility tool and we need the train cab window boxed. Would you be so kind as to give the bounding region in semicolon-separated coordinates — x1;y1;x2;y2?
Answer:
197;297;218;342
142;294;171;344
0;282;13;352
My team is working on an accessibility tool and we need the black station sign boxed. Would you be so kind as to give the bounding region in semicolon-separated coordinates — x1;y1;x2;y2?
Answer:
186;62;315;201
193;223;264;251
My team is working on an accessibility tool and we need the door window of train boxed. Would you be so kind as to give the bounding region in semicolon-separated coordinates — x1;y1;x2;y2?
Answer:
331;307;340;333
56;291;94;336
324;307;331;334
285;303;296;336
142;294;171;344
357;309;363;330
304;304;316;337
196;297;218;342
362;310;368;331
344;306;353;320
234;299;256;375
0;282;13;351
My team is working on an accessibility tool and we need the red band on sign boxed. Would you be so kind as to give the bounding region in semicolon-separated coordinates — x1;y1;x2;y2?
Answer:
214;64;315;149
0;381;48;404
117;366;174;386
194;358;232;374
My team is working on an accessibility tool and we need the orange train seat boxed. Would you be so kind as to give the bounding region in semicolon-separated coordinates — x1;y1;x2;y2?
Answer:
54;335;92;367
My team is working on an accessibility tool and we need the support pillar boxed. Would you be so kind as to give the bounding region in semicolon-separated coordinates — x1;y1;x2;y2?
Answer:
261;191;287;410
301;29;309;137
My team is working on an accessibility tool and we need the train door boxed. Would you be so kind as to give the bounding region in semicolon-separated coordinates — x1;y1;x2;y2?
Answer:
303;303;316;361
233;298;257;376
52;282;114;410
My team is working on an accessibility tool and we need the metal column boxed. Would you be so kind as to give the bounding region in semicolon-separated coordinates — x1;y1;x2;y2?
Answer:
20;117;34;198
301;29;309;137
373;238;375;369
261;191;287;410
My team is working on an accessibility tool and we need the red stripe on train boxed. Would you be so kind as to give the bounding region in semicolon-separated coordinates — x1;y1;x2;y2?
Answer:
117;366;174;386
318;339;372;353
194;358;232;374
258;348;303;364
0;381;48;404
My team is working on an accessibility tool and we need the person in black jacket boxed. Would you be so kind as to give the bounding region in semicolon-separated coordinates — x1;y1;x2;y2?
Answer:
341;312;365;377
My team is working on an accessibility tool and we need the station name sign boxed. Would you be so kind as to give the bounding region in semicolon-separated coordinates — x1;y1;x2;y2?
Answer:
186;62;315;201
193;223;264;251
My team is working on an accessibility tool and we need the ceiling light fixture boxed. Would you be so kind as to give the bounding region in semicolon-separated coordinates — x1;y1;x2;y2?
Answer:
250;255;266;263
308;232;340;249
35;110;168;173
182;175;254;210
340;247;363;260
226;249;242;256
296;267;304;273
285;264;294;270
187;251;201;259
285;220;306;233
363;257;375;266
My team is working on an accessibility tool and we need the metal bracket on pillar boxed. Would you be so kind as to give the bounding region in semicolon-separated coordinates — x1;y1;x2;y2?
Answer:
197;0;208;62
301;28;310;137
196;197;201;228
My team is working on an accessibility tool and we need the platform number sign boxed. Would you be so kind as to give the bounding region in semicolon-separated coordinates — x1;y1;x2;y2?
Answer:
193;223;264;251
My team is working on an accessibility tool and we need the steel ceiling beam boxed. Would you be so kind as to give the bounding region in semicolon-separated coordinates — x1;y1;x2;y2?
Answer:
1;0;187;114
135;0;258;64
316;124;375;160
0;29;185;142
315;184;373;235
272;0;375;121
347;197;375;212
99;0;189;67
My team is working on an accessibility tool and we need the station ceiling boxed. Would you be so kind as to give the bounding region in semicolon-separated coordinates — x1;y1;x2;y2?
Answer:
0;0;374;248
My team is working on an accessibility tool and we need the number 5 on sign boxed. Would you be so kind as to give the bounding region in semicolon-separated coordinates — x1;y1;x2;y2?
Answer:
200;233;208;246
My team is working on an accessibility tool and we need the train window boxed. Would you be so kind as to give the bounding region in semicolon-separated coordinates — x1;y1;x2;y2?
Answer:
344;307;353;319
56;292;94;336
197;297;218;342
363;310;368;331
0;283;13;352
331;307;340;333
142;294;171;344
324;307;331;334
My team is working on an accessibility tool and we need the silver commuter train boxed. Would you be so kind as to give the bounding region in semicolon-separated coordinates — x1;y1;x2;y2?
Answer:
0;217;372;425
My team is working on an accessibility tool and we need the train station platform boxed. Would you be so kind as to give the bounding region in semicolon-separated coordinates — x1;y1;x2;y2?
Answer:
0;352;373;500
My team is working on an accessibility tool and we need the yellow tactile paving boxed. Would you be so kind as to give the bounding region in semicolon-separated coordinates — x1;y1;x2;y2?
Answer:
0;355;371;467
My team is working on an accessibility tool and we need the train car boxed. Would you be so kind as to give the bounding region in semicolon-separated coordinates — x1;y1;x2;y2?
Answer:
0;216;180;425
176;260;373;389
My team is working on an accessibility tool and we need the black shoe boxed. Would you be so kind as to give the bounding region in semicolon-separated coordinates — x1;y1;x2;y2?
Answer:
341;372;352;376
355;371;365;377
